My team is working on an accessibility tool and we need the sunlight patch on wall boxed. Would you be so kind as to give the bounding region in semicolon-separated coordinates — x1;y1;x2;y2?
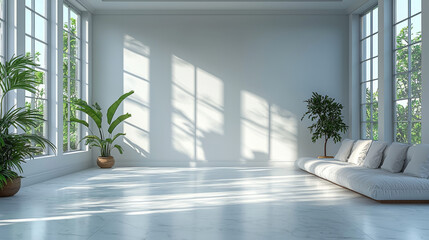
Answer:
123;35;150;157
270;105;297;161
171;55;225;161
241;91;297;162
172;56;196;159
241;91;269;161
196;69;224;161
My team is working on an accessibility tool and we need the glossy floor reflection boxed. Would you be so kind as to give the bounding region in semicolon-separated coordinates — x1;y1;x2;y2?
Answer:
1;167;429;240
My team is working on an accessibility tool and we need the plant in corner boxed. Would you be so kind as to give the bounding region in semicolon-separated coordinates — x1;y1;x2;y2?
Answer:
301;92;348;158
71;90;134;168
0;55;56;197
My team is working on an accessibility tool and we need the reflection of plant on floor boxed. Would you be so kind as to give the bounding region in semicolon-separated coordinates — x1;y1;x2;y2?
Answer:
71;91;134;157
301;92;348;157
0;56;56;188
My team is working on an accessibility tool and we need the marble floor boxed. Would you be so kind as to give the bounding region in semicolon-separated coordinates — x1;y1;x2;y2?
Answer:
0;167;429;240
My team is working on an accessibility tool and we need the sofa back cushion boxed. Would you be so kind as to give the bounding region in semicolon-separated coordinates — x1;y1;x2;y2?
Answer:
334;139;355;162
362;141;387;168
348;140;372;165
403;144;429;178
381;142;409;173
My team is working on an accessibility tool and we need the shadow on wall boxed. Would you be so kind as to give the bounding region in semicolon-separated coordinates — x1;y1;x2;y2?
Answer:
121;35;298;165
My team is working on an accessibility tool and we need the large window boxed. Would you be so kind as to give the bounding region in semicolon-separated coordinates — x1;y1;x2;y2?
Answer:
25;0;49;147
63;4;82;152
360;6;379;140
393;0;422;144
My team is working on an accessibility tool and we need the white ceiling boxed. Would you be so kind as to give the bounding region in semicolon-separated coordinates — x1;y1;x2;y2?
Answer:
76;0;373;14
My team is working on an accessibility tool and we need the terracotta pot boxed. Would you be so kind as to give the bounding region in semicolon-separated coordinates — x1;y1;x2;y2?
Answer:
97;156;115;168
0;178;21;197
318;156;334;159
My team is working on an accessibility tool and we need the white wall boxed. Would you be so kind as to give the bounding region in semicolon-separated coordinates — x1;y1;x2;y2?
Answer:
92;14;349;167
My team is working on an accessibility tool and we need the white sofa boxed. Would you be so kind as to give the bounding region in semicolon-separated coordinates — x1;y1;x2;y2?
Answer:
296;143;429;202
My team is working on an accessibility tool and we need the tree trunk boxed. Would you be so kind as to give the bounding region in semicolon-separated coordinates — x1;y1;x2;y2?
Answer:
324;138;328;157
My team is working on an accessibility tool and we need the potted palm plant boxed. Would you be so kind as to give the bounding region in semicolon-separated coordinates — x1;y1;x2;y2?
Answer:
71;91;134;168
0;56;56;197
301;92;348;158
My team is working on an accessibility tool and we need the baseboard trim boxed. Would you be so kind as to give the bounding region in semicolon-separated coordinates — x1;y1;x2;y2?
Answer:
21;160;93;187
115;160;295;168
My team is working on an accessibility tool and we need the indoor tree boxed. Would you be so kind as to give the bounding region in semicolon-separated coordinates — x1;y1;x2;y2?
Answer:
301;92;348;157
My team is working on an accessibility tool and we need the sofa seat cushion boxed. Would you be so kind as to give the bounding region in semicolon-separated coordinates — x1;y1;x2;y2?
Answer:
296;157;429;201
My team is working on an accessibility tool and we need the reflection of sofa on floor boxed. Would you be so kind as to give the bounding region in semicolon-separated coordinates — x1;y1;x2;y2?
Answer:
296;139;429;202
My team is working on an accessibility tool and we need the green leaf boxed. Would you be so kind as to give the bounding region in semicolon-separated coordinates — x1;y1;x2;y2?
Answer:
73;99;102;129
107;91;134;124
113;144;124;154
108;113;131;134
70;117;89;128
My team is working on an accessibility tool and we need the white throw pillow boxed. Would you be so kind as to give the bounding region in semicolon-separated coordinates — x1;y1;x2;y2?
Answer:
334;139;355;162
362;141;388;169
403;144;429;178
348;140;372;165
381;143;409;173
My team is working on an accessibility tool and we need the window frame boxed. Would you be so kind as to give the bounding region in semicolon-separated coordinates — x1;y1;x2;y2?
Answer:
62;1;83;153
360;5;379;140
24;0;50;154
392;0;422;144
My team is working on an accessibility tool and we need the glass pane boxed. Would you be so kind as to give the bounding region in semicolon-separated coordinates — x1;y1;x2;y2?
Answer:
361;82;371;104
411;122;421;144
70;121;79;150
70;57;77;79
373;123;379;141
372;33;378;57
362;60;371;81
395;21;408;49
0;21;4;57
63;77;69;96
35;70;47;99
361;12;371;38
25;9;32;35
411;14;422;43
363;104;371;122
395;74;408;99
411;43;421;69
372;80;379;102
395;0;409;23
372;57;378;79
63;32;69;54
411;98;421;120
372;102;378;125
35;40;47;68
361;38;371;60
396;122;409;143
395;47;408;73
63;54;69;77
35;0;46;16
373;8;378;34
35;14;47;42
70;35;79;58
411;0;422;16
411;70;422;98
361;123;370;139
63;5;69;30
396;100;409;121
25;36;32;55
25;0;32;8
70;80;81;100
70;10;79;36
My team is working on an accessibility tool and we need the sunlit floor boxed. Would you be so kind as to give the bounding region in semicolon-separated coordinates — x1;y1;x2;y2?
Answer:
0;167;429;240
